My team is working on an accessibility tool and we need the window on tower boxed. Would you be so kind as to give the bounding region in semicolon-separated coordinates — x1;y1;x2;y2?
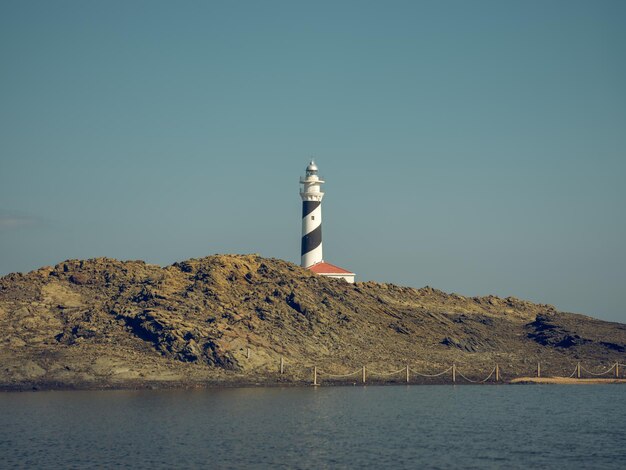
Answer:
311;216;315;220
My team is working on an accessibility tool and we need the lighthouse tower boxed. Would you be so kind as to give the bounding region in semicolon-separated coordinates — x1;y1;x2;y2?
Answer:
299;160;355;283
300;160;324;268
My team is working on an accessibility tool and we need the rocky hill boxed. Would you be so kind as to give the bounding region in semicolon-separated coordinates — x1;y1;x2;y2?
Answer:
1;254;625;390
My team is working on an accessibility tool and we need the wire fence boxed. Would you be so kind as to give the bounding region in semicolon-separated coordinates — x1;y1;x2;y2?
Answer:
266;356;626;385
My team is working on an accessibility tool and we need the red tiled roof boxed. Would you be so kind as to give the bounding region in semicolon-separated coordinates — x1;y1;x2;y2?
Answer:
308;261;354;275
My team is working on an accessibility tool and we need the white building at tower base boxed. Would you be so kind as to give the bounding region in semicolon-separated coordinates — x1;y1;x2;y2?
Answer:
308;261;355;283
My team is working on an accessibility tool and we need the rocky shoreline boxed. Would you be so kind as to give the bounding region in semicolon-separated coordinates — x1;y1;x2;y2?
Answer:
2;254;625;391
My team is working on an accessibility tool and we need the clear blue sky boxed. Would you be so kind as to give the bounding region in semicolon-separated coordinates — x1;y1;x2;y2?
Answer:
1;1;625;322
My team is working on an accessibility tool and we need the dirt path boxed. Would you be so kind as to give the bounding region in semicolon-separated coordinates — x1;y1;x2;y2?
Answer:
510;377;626;384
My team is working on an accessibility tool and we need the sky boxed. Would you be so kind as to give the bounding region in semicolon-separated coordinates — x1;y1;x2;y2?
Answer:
1;1;625;322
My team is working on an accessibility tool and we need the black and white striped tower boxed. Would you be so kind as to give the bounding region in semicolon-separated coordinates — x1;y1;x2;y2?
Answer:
300;160;324;268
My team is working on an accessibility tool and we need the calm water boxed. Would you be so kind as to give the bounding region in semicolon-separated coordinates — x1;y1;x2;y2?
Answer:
1;385;625;469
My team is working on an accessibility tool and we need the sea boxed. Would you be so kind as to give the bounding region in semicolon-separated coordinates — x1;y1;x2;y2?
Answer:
1;385;625;469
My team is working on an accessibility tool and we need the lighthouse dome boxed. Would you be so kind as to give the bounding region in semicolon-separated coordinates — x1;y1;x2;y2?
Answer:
306;160;318;173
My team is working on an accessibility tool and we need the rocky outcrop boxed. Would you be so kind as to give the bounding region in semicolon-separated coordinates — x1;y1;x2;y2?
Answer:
0;254;624;389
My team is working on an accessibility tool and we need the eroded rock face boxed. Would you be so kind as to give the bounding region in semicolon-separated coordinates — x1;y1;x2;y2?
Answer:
527;315;590;348
113;308;236;368
0;254;624;389
526;313;626;353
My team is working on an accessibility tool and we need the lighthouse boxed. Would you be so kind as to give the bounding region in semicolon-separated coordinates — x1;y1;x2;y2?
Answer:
300;160;355;283
300;160;324;268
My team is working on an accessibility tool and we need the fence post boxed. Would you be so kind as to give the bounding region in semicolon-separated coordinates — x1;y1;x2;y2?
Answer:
537;362;541;378
406;364;409;384
495;364;500;382
577;362;581;379
362;366;366;384
280;356;284;374
452;363;456;383
616;362;619;379
246;347;250;359
313;366;318;386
